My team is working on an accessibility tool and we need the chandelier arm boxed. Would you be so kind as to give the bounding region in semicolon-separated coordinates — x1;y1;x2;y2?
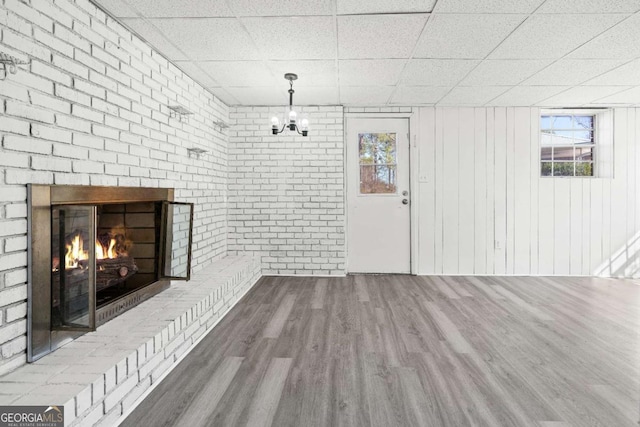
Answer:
275;123;287;134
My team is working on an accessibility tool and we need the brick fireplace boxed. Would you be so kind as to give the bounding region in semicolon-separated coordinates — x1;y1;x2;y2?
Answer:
28;185;193;362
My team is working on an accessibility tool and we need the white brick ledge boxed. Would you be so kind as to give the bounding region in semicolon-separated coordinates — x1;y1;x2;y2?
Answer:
0;255;261;426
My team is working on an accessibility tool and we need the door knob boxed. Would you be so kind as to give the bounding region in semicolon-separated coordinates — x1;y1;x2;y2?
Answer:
402;199;409;205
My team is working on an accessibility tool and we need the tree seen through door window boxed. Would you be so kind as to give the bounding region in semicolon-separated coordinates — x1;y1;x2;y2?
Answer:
359;133;397;194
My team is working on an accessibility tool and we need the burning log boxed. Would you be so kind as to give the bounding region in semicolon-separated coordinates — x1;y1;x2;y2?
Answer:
96;256;138;291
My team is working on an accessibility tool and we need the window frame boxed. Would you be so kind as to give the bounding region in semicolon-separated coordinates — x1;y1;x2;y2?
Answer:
539;109;602;178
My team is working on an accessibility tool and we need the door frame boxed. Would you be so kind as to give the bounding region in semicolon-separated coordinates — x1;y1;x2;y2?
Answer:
344;112;420;275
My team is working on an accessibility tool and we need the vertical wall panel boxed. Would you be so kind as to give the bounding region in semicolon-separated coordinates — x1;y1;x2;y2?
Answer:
581;177;591;276
553;180;572;275
529;108;540;274
538;179;555;275
608;109;627;275
458;108;476;274
485;108;496;274
626;109;638;277
514;108;532;274
494;108;507;274
418;108;436;274
434;109;444;274
442;108;460;274
589;180;604;273
505;108;516;274
569;180;583;275
474;108;487;274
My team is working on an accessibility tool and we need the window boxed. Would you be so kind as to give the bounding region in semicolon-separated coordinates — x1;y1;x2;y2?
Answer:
359;132;397;193
540;114;595;177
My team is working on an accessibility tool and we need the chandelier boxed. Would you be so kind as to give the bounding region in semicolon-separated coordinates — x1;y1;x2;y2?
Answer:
270;73;309;136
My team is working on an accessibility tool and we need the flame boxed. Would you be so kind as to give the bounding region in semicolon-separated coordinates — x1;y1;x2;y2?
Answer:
96;238;118;260
64;234;120;269
65;235;89;269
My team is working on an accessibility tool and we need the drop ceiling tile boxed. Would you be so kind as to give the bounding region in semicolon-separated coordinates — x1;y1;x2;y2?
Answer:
228;0;333;16
522;59;627;86
339;86;395;105
435;0;545;13
207;87;240;105
401;59;479;86
487;86;570;106
267;61;337;87
225;87;285;105
339;60;407;86
581;59;640;86
460;60;551;86
120;19;188;60
590;86;640;105
489;14;627;59
337;14;428;59
390;86;451;104
413;14;526;59
337;0;436;14
94;0;137;17
293;86;339;104
242;17;336;60
174;61;220;87
536;86;633;106
537;0;640;13
569;14;640;59
192;61;277;87
121;0;233;17
147;18;260;60
438;86;510;105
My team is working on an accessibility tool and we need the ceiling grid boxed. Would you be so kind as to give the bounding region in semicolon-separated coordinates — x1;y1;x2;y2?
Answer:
93;0;640;106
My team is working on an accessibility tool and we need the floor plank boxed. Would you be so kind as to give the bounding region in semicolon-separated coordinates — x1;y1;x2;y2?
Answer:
122;275;640;427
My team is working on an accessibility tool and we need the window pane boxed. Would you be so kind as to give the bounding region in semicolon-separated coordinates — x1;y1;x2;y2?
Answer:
541;162;553;176
573;130;593;144
359;133;396;166
574;116;593;129
553;146;574;161
541;147;553;161
541;131;553;146
575;162;593;176
575;147;593;161
551;115;572;129
551;131;573;145
360;165;396;194
553;162;575;176
540;116;551;129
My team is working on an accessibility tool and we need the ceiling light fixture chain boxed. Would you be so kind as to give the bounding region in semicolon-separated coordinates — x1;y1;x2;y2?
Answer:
271;73;309;137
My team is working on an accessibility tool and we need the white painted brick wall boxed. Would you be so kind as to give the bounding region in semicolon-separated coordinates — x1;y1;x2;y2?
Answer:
228;106;346;275
0;0;230;375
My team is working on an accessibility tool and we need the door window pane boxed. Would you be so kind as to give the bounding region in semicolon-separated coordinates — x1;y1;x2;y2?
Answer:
359;133;397;194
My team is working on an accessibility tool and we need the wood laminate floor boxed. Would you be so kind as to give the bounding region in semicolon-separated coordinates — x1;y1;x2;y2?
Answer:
122;275;640;427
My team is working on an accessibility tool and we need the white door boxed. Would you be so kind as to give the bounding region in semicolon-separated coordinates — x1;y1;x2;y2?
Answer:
347;118;411;273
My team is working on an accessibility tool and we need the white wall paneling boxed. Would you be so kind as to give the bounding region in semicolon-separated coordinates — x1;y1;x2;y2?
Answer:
416;107;640;277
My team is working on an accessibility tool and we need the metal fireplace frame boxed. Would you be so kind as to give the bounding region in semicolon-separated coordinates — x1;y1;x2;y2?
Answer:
27;185;192;362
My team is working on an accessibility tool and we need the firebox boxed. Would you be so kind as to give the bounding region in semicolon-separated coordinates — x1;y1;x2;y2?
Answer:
27;185;194;362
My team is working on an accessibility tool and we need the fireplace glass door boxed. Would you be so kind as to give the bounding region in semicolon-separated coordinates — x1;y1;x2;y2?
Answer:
161;201;194;280
51;205;96;331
